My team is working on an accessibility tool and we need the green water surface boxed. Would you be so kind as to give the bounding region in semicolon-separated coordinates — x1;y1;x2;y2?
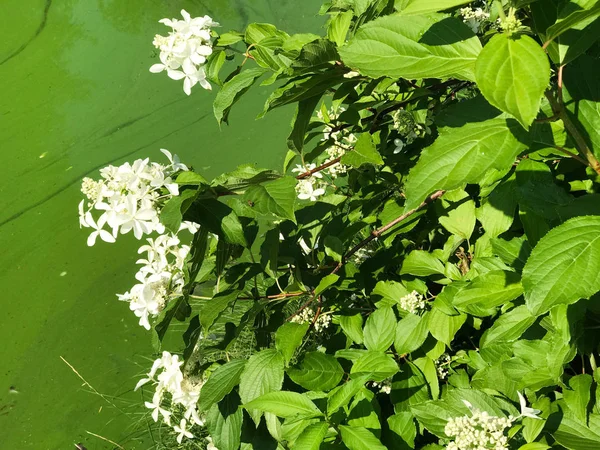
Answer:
0;1;322;448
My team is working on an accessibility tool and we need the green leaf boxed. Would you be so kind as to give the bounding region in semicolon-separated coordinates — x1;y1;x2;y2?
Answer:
214;68;266;124
288;96;321;154
314;273;340;296
190;199;247;245
239;349;285;425
176;171;209;186
245;23;288;44
552;414;600;450
327;375;369;415
244;177;297;222
518;444;551;450
363;306;396;351
275;322;310;366
216;32;244;46
341;133;383;167
475;34;550;128
428;307;466;346
339;14;482;81
372;280;410;307
394;313;429;354
206;393;243;450
397;0;472;15
351;351;399;381
480;305;536;347
324;235;344;263
391;361;431;411
523;216;600;315
339;313;364;344
546;0;600;42
437;189;476;239
200;290;239;332
160;189;197;233
199;359;247;411
387;412;417;449
400;250;445;277
404;117;528;209
452;270;524;316
244;391;323;418
293;422;329;450
288;352;344;391
328;11;353;46
563;374;593;424
339;425;387;450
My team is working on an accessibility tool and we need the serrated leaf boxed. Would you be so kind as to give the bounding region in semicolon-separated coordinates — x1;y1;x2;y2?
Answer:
391;361;431;411
546;0;600;42
480;305;536;347
400;250;446;277
563;374;593;424
275;322;310;366
239;349;285;425
428;307;466;346
475;34;550;128
340;14;481;81
327;375;369;415
288;96;321;153
452;270;524;316
244;177;297;222
314;273;340;295
288;352;344;391
294;422;329;450
387;412;417;449
160;189;197;233
200;290;239;332
244;391;323;418
394;313;429;354
214;68;265;124
363;306;396;351
552;414;600;450
523;216;600;315
328;10;353;46
339;314;364;344
199;359;247;411
206;393;243;450
404;117;528;209
339;425;387;450
351;351;399;381
437;188;476;239
341;133;383;167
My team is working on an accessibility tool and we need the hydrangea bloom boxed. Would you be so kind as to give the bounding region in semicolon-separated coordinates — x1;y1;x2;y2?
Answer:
317;106;356;178
291;308;332;333
117;222;198;329
150;10;219;95
445;401;514;450
135;351;205;443
79;149;187;245
399;290;427;314
292;164;326;201
459;6;490;33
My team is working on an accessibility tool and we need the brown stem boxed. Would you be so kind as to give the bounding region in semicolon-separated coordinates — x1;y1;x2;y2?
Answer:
552;145;588;166
558;64;565;108
330;189;445;275
545;91;600;175
296;157;342;179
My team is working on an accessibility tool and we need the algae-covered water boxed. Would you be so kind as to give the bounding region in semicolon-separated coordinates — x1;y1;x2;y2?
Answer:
0;1;322;448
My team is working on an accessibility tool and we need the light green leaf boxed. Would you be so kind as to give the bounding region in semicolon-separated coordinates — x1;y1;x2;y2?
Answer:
213;68;265;124
288;352;344;391
397;0;472;15
480;305;536;347
314;273;340;296
404;117;528;209
391;361;431;411
339;313;364;344
339;425;387;450
428;306;466;346
452;270;524;315
287;96;321;154
340;14;482;81
552;414;600;450
244;176;297;222
546;0;600;42
244;391;323;418
324;235;344;263
437;189;476;239
239;349;285;425
394;313;429;354
160;189;197;233
200;291;239;332
400;250;446;277
293;422;329;450
328;10;353;46
363;307;396;351
475;34;550;128
341;133;383;167
372;280;410;307
563;374;593;424
176;171;209;186
198;359;247;411
351;351;399;381
276;322;310;366
206;394;243;450
518;444;551;450
523;216;600;315
327;375;369;415
387;412;417;449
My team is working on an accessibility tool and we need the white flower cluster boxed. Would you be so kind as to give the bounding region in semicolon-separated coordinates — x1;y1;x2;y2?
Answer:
445;401;514;450
117;222;198;330
150;9;219;95
391;110;431;154
459;6;490;33
291;309;332;333
399;290;427;314
78;149;187;246
435;353;452;379
136;351;205;444
372;378;392;395
318;106;356;178
292;164;327;201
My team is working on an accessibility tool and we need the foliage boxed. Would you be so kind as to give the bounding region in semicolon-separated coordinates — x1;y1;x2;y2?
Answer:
83;1;600;449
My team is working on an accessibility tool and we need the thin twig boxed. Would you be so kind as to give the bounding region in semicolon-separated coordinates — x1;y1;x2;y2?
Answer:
296;157;342;179
85;431;125;450
552;145;588;166
557;64;565;107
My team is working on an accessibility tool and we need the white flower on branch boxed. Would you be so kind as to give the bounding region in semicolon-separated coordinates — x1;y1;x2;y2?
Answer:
398;290;427;314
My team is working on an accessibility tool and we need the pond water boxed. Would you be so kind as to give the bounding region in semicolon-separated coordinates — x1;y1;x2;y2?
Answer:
0;1;322;448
